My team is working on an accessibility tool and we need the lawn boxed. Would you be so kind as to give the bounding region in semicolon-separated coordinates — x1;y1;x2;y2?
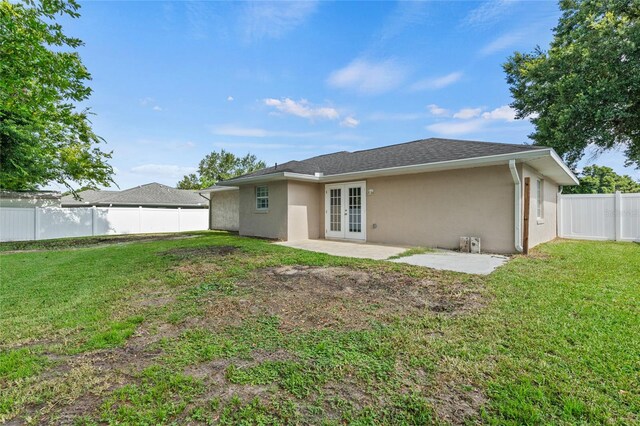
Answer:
0;232;638;425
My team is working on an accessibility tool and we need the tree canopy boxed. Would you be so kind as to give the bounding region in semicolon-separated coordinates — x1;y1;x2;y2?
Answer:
564;164;640;193
0;0;113;192
176;150;266;189
504;0;640;169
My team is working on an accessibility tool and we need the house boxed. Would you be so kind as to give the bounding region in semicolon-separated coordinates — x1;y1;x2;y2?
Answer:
202;138;579;254
61;183;208;209
0;190;61;208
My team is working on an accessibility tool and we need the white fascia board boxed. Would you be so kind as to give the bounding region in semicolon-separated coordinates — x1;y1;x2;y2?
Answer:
548;149;579;185
216;149;578;186
218;172;319;186
199;186;239;193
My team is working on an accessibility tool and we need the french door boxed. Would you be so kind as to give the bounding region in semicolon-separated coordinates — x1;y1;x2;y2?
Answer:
324;182;366;240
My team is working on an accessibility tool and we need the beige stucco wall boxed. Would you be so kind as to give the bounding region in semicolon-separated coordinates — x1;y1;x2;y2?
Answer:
235;163;559;253
521;164;559;249
363;165;517;253
209;190;239;231
238;181;288;240
287;181;322;241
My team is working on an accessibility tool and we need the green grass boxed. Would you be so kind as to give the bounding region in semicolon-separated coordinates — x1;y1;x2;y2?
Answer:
0;232;638;424
387;246;437;259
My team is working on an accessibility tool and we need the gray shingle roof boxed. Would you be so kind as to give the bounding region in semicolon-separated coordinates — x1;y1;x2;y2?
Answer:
61;183;207;208
222;138;547;183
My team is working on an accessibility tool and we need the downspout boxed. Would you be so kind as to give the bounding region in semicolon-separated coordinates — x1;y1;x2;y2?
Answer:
509;160;523;253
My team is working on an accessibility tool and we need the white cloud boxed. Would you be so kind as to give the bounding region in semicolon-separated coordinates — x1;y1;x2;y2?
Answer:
427;104;450;117
426;120;486;136
263;98;339;120
211;124;324;138
411;71;463;91
130;164;197;179
462;0;516;27
367;112;423;121
140;97;163;111
482;105;517;121
227;96;234;102
378;1;430;41
241;1;318;41
327;59;407;95
480;31;524;56
340;116;360;128
453;107;482;119
426;104;520;136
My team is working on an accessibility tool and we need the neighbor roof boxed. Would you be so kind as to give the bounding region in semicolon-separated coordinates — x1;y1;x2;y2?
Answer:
61;183;207;207
216;138;577;186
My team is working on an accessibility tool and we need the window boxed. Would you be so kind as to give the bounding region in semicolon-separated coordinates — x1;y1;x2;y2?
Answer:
256;185;269;210
536;179;544;219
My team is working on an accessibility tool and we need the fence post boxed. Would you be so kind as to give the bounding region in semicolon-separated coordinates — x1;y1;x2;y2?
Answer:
34;207;40;240
177;207;181;232
614;191;622;241
91;206;96;236
139;206;143;233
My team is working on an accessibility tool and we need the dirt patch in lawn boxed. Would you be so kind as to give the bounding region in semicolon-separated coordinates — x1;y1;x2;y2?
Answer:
159;245;238;259
201;265;486;331
430;378;488;425
0;233;198;253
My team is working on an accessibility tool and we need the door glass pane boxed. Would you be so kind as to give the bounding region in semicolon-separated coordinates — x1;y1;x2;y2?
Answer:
330;188;342;232
348;186;362;233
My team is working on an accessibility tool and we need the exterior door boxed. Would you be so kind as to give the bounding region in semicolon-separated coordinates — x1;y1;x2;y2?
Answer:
324;182;366;240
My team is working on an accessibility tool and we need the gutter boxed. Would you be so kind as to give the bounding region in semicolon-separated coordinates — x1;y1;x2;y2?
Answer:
509;160;523;253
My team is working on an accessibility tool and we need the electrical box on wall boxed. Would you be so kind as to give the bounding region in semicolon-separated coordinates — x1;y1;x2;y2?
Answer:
460;236;481;253
459;237;470;253
470;237;481;254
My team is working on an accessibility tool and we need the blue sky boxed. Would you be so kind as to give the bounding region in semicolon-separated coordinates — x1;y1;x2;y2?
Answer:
56;0;638;190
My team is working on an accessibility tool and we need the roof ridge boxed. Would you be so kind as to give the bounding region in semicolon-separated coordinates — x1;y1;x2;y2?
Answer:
348;138;543;155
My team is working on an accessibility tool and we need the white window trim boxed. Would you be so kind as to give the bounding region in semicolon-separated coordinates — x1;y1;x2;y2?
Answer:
255;185;269;211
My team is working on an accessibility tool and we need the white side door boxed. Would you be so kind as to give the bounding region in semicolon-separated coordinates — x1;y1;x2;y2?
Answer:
324;182;366;240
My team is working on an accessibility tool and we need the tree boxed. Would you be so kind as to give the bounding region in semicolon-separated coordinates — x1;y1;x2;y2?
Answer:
0;0;113;192
565;165;640;193
504;0;640;169
177;150;266;189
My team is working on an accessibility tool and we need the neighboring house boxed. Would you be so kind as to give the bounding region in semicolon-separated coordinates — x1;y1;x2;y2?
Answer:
203;138;578;254
61;183;208;209
0;190;61;208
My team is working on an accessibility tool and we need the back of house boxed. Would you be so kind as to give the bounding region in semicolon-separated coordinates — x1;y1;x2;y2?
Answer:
203;138;578;254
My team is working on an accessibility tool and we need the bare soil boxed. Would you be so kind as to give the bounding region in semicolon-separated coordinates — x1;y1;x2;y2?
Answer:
200;265;486;331
159;245;238;258
0;233;198;253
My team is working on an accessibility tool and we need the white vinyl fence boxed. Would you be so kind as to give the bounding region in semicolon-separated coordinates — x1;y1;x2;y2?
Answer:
558;192;640;242
0;207;209;242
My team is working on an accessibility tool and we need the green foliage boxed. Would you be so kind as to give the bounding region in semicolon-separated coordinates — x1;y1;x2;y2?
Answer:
99;366;204;424
0;348;48;381
565;164;640;193
504;0;640;168
77;316;144;352
176;149;266;189
0;0;114;191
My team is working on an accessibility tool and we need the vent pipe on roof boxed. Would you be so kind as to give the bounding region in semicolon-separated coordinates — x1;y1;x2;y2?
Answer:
509;160;523;253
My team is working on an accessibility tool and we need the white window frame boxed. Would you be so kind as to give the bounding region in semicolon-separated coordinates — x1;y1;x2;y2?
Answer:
255;185;269;211
536;178;544;221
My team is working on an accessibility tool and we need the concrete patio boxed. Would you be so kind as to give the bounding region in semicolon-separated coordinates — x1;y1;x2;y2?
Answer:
275;239;510;274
